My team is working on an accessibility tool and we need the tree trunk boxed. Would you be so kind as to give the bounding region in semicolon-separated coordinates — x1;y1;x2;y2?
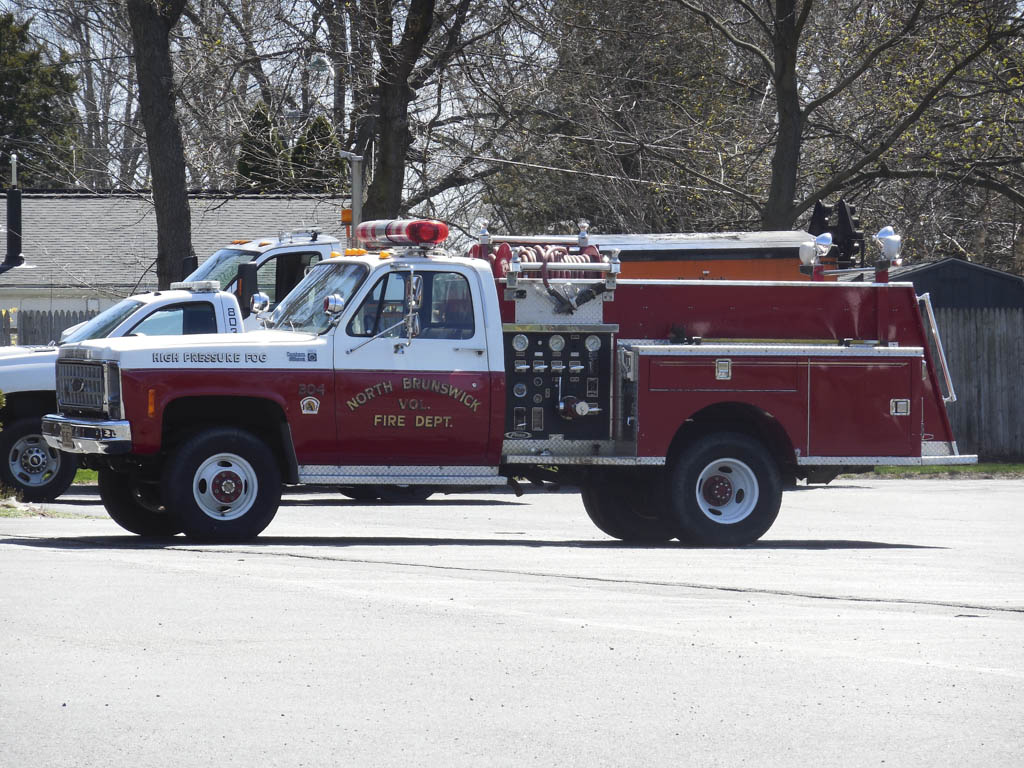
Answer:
126;0;193;288
761;0;802;230
362;0;435;220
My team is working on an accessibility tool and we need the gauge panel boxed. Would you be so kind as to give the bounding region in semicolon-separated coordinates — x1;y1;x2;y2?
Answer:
503;327;613;440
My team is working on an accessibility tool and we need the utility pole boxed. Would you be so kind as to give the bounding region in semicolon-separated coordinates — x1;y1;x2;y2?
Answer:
3;153;25;271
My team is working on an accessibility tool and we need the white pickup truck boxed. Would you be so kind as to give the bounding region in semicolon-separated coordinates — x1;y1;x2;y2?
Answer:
0;282;244;500
0;229;343;501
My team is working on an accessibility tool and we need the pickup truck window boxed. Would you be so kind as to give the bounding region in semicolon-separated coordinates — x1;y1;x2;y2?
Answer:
271;261;367;334
61;298;145;343
347;271;474;340
129;302;218;336
257;251;324;305
188;247;254;289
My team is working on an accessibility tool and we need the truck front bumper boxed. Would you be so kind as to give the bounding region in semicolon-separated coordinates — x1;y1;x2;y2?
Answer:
41;414;132;455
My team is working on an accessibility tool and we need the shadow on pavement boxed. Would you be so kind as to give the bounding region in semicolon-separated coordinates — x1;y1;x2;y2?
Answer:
0;535;942;551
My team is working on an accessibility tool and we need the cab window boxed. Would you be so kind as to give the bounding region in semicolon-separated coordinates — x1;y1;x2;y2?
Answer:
129;302;218;336
256;251;324;306
347;271;475;340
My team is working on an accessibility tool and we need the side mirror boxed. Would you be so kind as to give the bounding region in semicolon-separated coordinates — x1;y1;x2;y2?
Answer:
407;274;424;308
181;254;199;280
236;262;259;319
250;292;270;314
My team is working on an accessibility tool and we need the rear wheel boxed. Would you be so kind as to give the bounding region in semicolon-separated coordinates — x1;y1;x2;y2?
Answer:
163;428;281;542
98;468;181;536
667;432;781;546
581;471;677;542
0;417;78;502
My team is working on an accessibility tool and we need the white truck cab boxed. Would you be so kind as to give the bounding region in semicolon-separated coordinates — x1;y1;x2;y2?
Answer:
187;230;342;325
1;229;346;502
0;282;245;501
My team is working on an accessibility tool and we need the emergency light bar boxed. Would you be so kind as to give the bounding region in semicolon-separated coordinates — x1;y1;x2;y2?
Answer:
169;280;220;292
355;219;449;248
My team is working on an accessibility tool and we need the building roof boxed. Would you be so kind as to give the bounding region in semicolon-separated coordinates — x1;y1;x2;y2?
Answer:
1;191;348;298
845;257;1024;309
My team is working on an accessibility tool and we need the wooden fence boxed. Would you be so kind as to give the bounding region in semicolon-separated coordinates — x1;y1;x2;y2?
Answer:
935;307;1024;461
0;309;97;346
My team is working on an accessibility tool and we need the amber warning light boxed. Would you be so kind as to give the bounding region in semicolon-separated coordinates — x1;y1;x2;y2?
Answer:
355;219;449;248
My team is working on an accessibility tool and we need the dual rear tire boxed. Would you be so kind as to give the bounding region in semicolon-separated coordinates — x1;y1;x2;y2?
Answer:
582;433;782;547
665;432;782;546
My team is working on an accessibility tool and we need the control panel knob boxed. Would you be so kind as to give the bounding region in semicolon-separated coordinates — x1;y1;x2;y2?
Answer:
557;396;600;420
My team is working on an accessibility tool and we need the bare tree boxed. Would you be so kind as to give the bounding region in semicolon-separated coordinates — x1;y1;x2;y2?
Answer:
126;0;194;287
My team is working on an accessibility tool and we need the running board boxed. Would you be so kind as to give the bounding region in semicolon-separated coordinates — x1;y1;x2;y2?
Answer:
297;465;501;485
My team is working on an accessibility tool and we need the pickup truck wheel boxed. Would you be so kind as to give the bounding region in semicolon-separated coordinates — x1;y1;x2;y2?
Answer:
1;417;78;502
668;433;781;546
580;474;677;542
98;469;181;536
164;428;281;542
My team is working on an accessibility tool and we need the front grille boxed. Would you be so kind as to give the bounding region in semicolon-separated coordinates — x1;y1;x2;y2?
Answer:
56;361;109;413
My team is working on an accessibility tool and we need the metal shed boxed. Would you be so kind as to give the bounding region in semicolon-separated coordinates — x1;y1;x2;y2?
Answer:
865;259;1024;461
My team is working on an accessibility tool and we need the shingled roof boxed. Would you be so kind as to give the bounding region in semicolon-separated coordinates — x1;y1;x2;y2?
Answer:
1;191;348;298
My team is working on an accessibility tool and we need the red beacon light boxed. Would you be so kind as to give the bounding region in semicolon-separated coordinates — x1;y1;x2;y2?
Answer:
356;218;449;247
355;219;449;249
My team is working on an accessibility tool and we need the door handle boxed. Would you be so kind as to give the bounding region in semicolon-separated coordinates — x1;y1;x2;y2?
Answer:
454;347;486;355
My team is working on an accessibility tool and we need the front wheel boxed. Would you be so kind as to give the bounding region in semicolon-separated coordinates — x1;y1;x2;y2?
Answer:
162;428;281;542
98;468;182;536
0;417;78;502
667;433;782;546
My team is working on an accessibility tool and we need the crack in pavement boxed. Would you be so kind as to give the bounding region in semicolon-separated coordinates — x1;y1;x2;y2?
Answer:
3;533;1018;615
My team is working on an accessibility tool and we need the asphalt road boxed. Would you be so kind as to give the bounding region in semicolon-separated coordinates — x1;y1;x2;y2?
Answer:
1;479;1022;768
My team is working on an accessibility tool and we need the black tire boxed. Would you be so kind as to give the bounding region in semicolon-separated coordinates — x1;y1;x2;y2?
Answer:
98;468;182;536
0;416;78;502
667;432;781;546
580;471;677;542
162;427;281;542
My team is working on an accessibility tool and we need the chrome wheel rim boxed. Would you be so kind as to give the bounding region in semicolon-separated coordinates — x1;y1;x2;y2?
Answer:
192;452;258;521
9;433;61;488
695;457;759;524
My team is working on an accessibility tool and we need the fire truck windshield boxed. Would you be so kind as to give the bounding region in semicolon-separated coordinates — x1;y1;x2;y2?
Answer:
187;247;255;289
270;261;368;334
61;298;145;344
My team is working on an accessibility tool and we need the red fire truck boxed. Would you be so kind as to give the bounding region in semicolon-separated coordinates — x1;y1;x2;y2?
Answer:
42;219;973;545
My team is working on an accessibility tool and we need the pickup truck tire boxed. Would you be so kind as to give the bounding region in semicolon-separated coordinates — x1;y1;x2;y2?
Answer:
1;417;78;502
667;432;781;546
98;469;182;536
581;473;677;542
163;428;281;542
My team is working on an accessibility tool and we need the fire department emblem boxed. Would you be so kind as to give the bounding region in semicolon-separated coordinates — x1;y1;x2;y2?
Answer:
300;396;320;415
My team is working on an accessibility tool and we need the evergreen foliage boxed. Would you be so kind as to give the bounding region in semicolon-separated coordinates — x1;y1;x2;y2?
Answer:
290;115;345;193
236;101;288;190
0;13;78;187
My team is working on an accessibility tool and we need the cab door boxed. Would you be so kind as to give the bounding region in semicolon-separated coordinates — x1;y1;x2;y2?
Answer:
333;265;492;465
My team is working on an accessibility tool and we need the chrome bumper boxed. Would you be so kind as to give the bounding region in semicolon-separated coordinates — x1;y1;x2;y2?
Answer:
41;414;132;455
